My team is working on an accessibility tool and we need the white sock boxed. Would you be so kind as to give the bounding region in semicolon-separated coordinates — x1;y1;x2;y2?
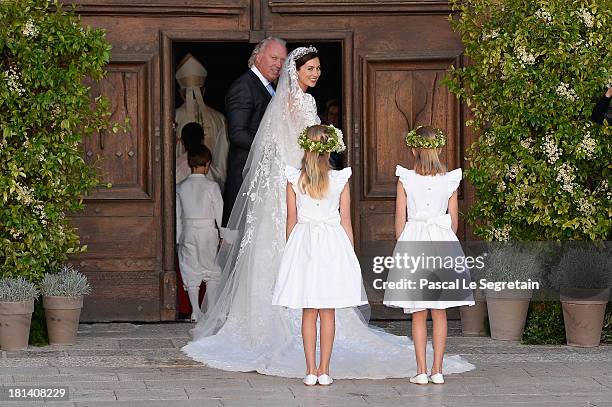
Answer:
187;287;200;316
203;280;219;313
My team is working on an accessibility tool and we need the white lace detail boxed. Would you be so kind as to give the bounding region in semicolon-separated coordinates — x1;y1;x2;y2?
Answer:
236;50;320;264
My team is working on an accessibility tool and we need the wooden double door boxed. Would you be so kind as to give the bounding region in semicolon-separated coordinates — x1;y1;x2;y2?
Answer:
69;0;472;321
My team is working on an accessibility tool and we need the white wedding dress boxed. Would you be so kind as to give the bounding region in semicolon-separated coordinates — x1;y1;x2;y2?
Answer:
182;47;475;378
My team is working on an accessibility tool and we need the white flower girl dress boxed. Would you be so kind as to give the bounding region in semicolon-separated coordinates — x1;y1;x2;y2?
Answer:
273;165;368;309
383;165;475;312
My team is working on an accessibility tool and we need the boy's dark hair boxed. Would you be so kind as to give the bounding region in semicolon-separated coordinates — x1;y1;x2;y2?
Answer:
188;144;212;168
181;122;205;152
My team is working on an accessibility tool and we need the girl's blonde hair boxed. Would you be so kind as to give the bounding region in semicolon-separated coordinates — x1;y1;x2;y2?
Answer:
412;126;447;176
299;125;331;199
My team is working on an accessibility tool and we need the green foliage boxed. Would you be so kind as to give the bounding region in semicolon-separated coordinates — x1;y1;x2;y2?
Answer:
0;0;113;281
41;264;91;296
29;299;48;346
0;276;39;301
522;301;566;345
445;0;612;240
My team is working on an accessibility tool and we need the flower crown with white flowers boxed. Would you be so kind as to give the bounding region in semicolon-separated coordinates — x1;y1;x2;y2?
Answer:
298;125;346;154
405;126;447;149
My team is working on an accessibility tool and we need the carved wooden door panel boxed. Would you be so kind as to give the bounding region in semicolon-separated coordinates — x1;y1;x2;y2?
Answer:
71;51;160;321
358;51;465;254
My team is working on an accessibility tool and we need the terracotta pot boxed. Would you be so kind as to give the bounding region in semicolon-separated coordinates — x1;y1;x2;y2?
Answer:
43;296;83;345
486;289;532;341
0;300;34;351
560;288;610;348
460;289;488;336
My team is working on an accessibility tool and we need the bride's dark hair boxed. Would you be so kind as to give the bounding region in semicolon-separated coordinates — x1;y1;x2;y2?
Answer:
295;51;319;70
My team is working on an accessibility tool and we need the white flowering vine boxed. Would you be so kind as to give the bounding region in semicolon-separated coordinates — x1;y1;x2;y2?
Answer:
578;7;594;28
22;20;39;38
556;82;577;101
535;8;552;23
576;131;596;158
541;134;562;164
555;163;576;193
515;46;536;67
3;65;25;96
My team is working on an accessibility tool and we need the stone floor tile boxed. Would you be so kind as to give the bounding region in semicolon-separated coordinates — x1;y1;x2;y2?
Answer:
75;402;215;407
13;374;119;384
0;367;61;376
68;390;117;402
1;322;610;406
71;381;147;391
114;388;189;401
118;339;175;350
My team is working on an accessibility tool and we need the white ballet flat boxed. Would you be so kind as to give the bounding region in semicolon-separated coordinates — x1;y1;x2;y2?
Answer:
190;312;201;322
409;373;429;385
429;373;445;384
317;374;333;386
303;374;318;386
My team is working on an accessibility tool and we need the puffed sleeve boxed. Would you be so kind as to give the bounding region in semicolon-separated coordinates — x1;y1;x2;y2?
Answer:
285;165;302;185
330;167;352;187
447;168;462;198
395;165;411;177
395;165;412;187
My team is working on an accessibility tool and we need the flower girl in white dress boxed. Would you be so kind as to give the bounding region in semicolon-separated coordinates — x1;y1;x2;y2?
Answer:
272;124;367;386
383;125;474;385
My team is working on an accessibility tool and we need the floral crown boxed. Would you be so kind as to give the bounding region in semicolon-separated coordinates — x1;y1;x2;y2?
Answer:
298;125;346;154
405;126;447;149
292;46;318;61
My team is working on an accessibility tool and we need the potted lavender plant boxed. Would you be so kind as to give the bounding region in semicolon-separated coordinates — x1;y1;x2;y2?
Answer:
482;244;542;341
41;265;91;345
554;245;611;347
0;277;40;351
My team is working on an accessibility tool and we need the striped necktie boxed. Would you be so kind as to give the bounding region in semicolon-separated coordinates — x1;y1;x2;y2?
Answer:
266;83;275;96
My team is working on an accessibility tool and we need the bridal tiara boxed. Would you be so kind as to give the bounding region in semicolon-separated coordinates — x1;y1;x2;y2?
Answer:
292;45;318;61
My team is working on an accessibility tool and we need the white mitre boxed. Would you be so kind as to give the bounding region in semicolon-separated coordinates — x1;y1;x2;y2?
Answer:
175;54;207;123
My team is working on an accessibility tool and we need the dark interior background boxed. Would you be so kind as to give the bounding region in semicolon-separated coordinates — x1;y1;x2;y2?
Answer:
172;41;343;126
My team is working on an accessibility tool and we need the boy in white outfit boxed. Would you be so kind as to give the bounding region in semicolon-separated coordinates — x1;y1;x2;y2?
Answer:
176;144;223;322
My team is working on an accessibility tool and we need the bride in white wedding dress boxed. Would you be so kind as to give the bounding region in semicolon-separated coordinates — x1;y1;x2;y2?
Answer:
182;46;474;378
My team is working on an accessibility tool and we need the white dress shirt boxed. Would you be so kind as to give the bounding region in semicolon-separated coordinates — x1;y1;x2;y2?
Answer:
250;65;270;88
176;174;223;243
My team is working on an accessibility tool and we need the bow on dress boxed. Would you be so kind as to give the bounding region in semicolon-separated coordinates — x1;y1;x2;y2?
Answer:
407;213;452;239
297;214;341;258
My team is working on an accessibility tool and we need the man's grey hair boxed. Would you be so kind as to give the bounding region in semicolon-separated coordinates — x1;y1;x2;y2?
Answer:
248;37;287;68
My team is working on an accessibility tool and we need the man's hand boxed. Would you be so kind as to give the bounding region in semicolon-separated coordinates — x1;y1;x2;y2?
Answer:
606;87;612;98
